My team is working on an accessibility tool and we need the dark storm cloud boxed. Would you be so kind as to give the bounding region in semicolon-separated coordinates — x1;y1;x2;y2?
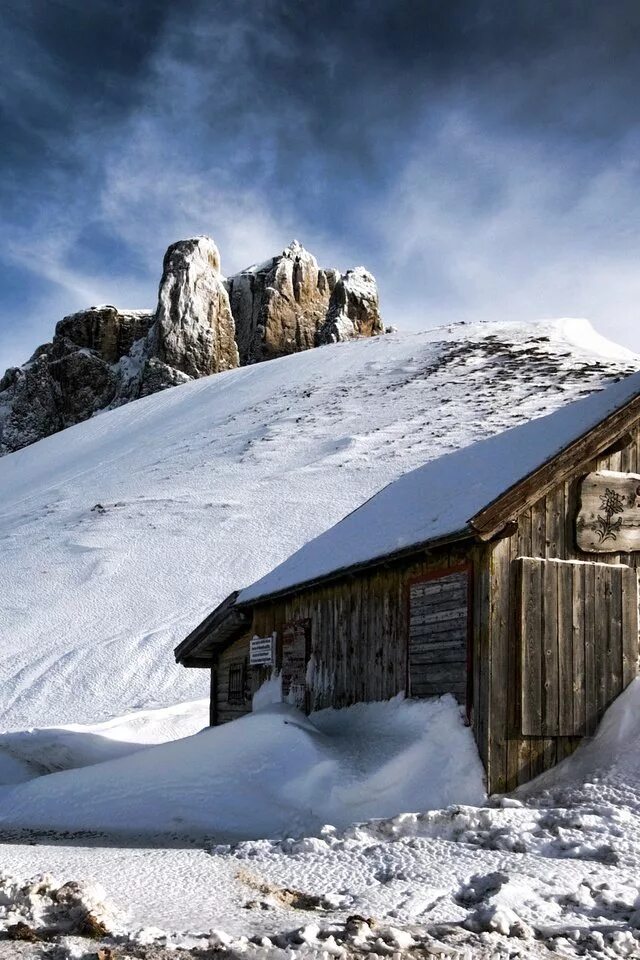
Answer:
2;0;640;366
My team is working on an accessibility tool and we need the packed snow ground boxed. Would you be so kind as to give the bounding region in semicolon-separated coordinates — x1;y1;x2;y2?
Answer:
0;318;637;730
0;689;640;957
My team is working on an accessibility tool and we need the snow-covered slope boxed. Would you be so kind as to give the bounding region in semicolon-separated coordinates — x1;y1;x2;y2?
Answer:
0;318;637;730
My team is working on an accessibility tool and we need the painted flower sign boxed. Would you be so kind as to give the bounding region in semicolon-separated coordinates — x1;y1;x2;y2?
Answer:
577;471;640;553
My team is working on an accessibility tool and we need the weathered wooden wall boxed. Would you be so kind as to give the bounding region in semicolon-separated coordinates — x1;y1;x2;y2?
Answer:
251;546;477;712
216;634;270;724
485;423;640;794
213;544;484;732
517;557;637;736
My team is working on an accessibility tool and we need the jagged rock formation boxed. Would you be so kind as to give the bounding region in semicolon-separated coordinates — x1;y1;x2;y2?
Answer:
55;305;153;364
0;237;382;455
150;237;239;377
318;267;381;345
227;240;383;364
0;307;154;454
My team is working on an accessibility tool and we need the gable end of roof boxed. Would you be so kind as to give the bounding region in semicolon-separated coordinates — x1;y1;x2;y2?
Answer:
470;392;640;540
174;591;251;666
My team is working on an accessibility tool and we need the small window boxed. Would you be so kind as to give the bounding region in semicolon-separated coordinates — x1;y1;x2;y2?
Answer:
228;659;247;704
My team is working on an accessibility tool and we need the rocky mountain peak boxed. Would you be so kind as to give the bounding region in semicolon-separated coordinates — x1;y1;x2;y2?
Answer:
319;267;381;344
150;235;238;379
55;305;154;365
0;235;383;455
227;241;382;364
284;239;307;258
163;236;222;274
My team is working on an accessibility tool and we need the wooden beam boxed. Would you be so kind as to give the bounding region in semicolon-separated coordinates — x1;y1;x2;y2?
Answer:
471;400;640;541
209;665;218;726
174;590;251;665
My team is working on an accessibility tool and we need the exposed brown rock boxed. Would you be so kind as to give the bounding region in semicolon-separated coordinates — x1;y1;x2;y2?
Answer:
76;912;110;939
6;922;39;942
318;267;382;344
227;241;382;363
55;306;154;364
227;241;337;364
150;236;239;377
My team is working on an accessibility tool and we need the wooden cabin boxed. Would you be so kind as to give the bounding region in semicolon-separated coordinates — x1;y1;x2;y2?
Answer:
175;371;640;793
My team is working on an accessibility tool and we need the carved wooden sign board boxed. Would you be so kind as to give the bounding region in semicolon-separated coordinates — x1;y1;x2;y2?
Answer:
577;471;640;553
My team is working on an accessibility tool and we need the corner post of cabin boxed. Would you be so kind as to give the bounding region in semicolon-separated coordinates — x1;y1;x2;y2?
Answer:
209;662;218;726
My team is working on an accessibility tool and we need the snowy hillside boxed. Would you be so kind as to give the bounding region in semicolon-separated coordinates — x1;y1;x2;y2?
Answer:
0;318;637;730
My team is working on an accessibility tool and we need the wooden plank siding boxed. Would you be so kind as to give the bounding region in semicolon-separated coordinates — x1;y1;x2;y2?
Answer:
256;546;478;712
517;557;636;737
215;544;484;732
486;423;640;793
216;634;271;724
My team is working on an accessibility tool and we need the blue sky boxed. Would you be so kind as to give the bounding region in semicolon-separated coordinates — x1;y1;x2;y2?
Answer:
2;0;640;368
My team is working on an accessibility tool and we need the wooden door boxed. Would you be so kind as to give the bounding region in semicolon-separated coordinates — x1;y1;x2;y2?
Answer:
516;557;639;736
408;569;469;703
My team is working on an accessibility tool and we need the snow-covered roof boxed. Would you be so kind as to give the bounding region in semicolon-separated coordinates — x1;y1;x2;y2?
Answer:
239;369;640;603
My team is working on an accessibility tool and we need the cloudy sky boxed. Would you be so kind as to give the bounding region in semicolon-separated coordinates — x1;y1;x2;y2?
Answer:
2;0;640;367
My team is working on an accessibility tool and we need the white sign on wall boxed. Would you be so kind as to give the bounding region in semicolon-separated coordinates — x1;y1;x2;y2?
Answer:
250;634;275;666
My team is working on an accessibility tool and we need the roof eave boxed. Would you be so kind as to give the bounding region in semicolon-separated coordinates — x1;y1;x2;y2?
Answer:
174;590;251;666
470;394;640;541
238;526;473;608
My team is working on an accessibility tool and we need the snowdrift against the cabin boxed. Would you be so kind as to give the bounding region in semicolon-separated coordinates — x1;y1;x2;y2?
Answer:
0;697;484;843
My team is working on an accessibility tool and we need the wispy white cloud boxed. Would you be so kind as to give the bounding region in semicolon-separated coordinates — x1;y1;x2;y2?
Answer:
373;112;640;350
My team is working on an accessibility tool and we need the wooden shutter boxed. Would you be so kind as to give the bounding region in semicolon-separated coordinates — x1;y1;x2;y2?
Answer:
409;570;469;701
516;558;638;737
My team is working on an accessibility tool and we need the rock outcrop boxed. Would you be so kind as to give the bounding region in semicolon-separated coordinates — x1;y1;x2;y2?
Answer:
150;237;239;377
0;307;154;455
318;267;382;345
227;240;383;364
55;305;153;364
0;236;382;455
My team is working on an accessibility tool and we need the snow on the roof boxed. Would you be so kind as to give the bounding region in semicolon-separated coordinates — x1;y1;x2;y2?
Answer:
240;368;640;603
